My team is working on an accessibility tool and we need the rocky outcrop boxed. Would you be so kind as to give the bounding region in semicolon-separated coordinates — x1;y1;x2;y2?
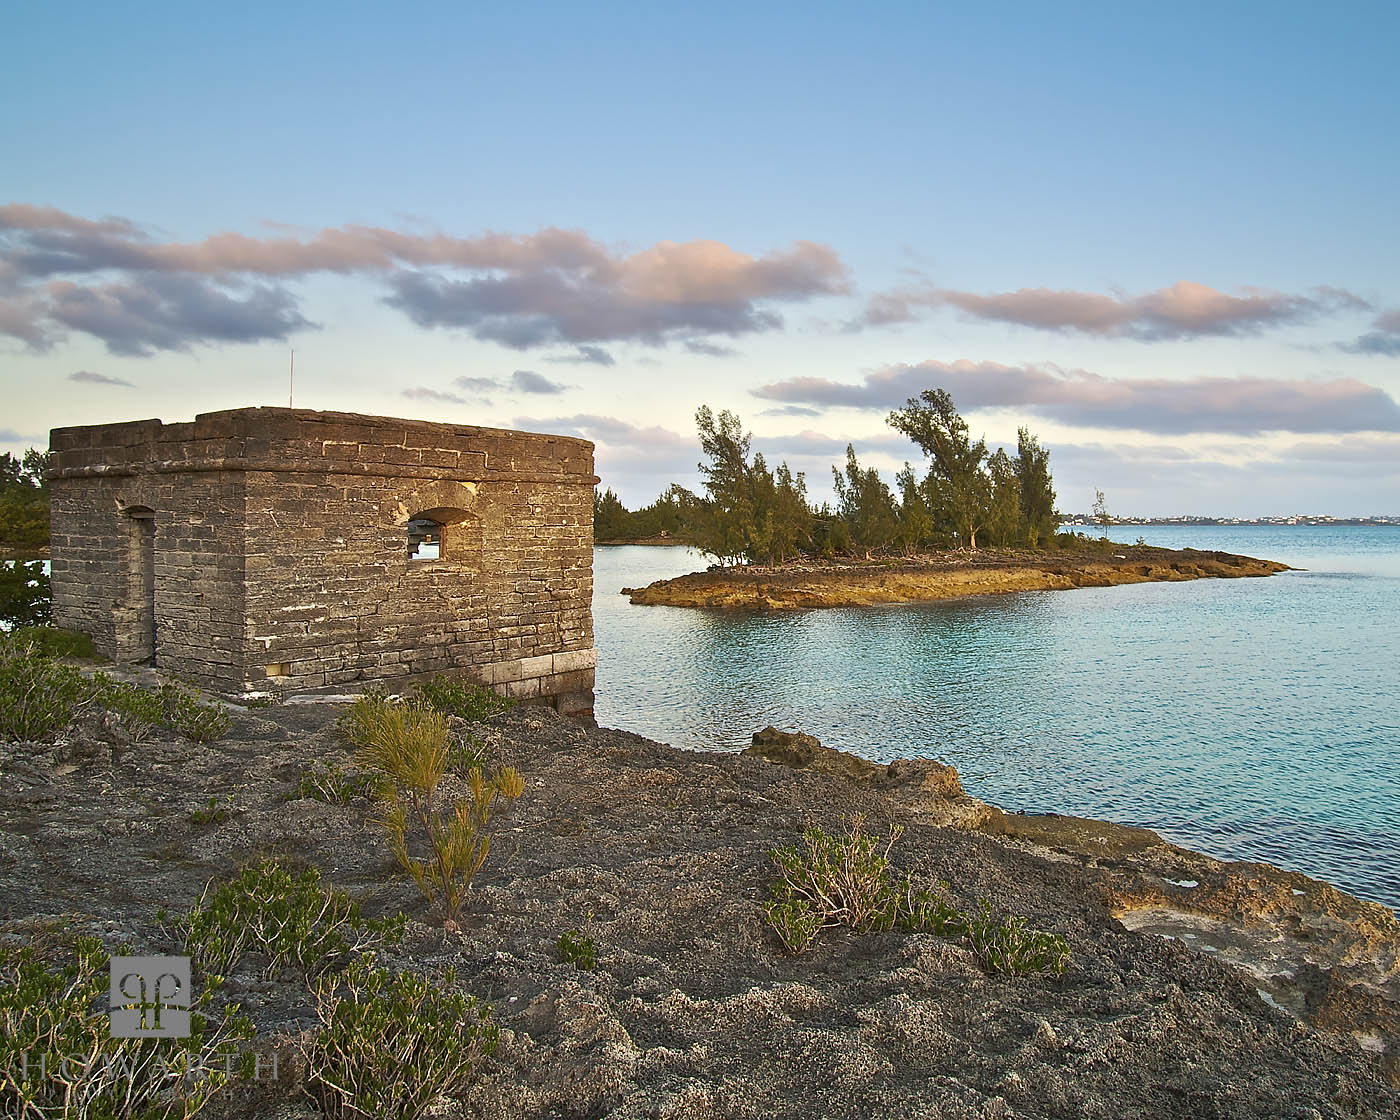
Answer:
625;545;1290;610
1;703;1394;1116
987;807;1400;1087
743;726;999;829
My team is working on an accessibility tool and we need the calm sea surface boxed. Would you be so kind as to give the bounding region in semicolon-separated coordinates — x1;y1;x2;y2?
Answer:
593;526;1400;910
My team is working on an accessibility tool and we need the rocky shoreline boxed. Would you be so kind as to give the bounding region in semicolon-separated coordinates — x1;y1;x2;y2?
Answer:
2;700;1395;1117
623;545;1290;610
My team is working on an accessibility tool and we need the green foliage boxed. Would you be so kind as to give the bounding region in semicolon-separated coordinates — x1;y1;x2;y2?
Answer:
304;955;497;1120
1;561;51;629
8;627;94;660
963;902;1071;977
894;464;937;555
694;405;759;564
188;796;232;827
295;758;382;804
762;898;822;955
593;484;704;543
0;449;50;549
593;486;631;540
1014;428;1058;546
351;695;523;924
0;634;93;742
764;817;1068;976
411;674;512;722
152;683;231;742
0;927;253;1119
598;394;1060;561
0;637;230;745
556;929;596;970
693;406;813;565
889;875;968;938
832;445;898;557
982;448;1022;547
888;388;992;549
88;673;232;744
768;816;906;935
179;860;405;983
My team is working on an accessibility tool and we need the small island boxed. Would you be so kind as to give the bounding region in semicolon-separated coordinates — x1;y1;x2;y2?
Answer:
624;543;1289;610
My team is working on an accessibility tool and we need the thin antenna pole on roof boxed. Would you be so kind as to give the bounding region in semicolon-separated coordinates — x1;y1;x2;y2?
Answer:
289;349;294;408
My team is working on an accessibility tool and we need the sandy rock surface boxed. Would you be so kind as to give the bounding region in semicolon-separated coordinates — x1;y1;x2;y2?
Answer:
1;702;1395;1118
623;545;1289;610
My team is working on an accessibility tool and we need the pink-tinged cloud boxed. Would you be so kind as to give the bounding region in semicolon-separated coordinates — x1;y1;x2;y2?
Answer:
856;280;1367;340
1;205;847;355
753;359;1400;435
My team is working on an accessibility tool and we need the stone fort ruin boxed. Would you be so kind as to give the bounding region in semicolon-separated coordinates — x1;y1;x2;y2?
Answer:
47;407;597;716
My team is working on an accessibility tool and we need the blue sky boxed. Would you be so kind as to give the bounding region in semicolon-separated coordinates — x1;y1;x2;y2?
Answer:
4;1;1398;515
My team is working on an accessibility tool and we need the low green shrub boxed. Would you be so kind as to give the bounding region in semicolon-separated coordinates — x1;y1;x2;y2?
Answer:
557;929;596;970
0;635;93;742
764;816;1068;975
7;627;95;660
963;902;1070;977
304;955;497;1120
762;898;822;955
411;675;513;722
177;860;405;983
0;640;231;746
295;758;382;804
90;672;165;742
338;690;399;751
188;796;231;827
768;816;905;934
88;674;232;744
154;683;232;743
0;929;252;1119
890;875;968;938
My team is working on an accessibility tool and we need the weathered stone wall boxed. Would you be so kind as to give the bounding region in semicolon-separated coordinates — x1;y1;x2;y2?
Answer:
48;408;597;715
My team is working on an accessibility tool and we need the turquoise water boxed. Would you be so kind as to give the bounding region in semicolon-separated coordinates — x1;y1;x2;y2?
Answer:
593;527;1400;910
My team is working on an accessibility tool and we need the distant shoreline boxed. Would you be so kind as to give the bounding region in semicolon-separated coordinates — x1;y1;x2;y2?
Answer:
595;536;698;547
1063;519;1399;528
622;544;1289;610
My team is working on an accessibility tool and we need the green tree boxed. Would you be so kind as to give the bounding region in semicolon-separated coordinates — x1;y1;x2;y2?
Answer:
1013;428;1058;546
984;448;1022;546
0;449;50;549
768;462;813;564
887;390;990;549
1;560;51;627
694;406;759;564
832;445;898;557
893;464;934;555
592;487;630;541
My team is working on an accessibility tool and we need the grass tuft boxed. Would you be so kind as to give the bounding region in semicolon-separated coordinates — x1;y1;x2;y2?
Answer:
764;815;1068;976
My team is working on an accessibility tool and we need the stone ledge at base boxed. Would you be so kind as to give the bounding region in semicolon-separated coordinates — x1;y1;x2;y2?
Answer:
474;649;597;717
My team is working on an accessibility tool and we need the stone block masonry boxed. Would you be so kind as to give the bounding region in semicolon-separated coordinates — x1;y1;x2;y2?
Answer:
47;407;598;716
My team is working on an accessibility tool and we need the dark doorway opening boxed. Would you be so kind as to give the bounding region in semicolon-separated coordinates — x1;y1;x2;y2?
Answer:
118;507;156;664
